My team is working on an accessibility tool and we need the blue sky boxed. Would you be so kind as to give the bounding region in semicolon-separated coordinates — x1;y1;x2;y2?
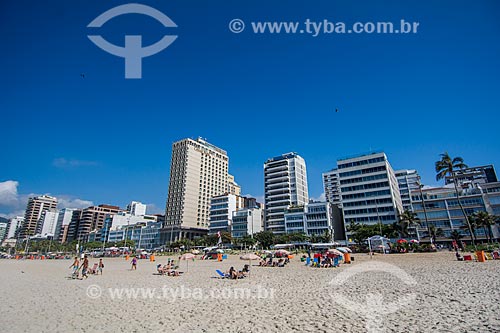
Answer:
1;0;499;217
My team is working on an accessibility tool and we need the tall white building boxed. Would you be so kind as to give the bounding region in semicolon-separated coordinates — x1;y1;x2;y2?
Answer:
165;138;229;241
284;202;334;238
337;152;403;227
7;216;24;239
395;169;421;211
264;152;309;234
322;168;341;205
227;174;241;196
37;209;60;238
19;195;58;238
208;194;249;235
232;207;263;238
127;201;147;216
54;208;76;243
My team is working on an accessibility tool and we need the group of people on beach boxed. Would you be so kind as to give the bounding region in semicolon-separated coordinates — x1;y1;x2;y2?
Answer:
226;264;250;279
69;255;104;279
259;256;290;267
156;259;182;276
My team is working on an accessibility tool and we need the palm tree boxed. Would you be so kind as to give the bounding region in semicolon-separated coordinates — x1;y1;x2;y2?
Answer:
469;211;498;243
450;230;463;243
428;225;444;244
398;210;421;239
435;152;474;246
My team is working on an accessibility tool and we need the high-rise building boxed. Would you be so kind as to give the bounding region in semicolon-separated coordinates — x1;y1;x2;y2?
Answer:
73;205;122;241
208;194;257;235
7;216;24;239
19;195;58;239
227;174;241;196
0;222;8;242
322;169;341;205
232;207;263;238
55;208;76;243
284;201;335;238
411;165;500;242
37;209;59;237
164;137;229;241
411;182;500;241
264;152;309;234
337;152;403;227
127;201;147;216
66;209;83;242
395;169;421;211
445;165;497;187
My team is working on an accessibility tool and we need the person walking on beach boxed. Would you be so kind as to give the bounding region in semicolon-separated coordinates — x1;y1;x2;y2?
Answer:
131;256;137;270
69;257;80;279
81;255;89;279
98;259;104;275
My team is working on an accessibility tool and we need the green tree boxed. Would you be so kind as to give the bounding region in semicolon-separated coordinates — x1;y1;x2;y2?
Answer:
116;240;135;248
397;210;421;238
235;234;257;248
469;211;498;243
428;225;444;244
254;231;275;249
435;152;474;245
450;230;463;243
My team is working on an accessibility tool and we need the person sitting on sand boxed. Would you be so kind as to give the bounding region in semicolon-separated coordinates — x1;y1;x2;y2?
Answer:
228;266;238;279
241;264;250;276
168;270;180;277
277;259;285;267
455;251;464;261
157;264;165;275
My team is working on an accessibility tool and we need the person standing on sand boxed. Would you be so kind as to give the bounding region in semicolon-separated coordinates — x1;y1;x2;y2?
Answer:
69;257;80;279
98;259;104;275
131;256;137;270
81;255;89;279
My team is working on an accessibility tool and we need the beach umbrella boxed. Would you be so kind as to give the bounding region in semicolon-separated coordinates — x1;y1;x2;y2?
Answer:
275;249;290;257
191;249;200;254
240;253;261;276
180;253;196;272
240;253;260;261
327;249;343;256
396;239;408;244
409;240;419;244
336;247;352;253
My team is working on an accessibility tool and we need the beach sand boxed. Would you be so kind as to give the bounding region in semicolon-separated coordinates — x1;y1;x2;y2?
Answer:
0;251;499;332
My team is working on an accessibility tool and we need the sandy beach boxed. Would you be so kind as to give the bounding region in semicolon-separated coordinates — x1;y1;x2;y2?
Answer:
0;251;499;333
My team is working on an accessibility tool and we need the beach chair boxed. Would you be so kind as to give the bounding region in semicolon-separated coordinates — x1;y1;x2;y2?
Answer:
216;269;229;279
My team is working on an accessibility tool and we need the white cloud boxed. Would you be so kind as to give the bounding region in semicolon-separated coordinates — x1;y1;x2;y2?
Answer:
57;196;94;209
242;194;264;204
0;180;93;218
52;158;99;168
0;180;19;206
310;192;326;202
145;203;163;215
